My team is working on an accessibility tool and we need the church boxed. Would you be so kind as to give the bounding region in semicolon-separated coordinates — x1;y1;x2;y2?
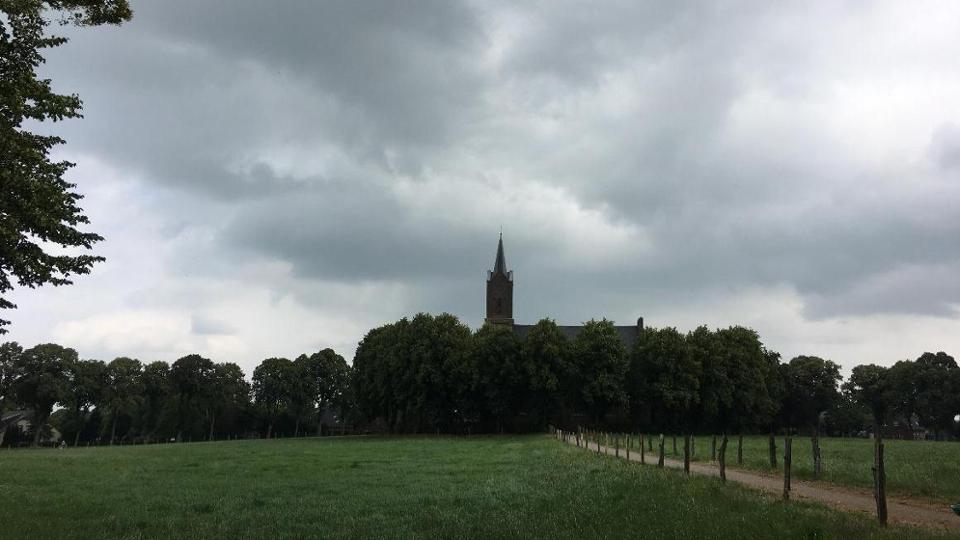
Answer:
484;234;644;348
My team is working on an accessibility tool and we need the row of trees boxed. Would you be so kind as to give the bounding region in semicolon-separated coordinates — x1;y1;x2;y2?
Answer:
0;343;352;446
3;313;958;446
352;314;960;441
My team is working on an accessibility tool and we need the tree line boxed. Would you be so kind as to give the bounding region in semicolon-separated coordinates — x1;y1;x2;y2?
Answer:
352;314;960;443
0;343;351;447
2;313;958;447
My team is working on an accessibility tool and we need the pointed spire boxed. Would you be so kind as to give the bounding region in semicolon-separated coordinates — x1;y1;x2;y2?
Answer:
493;232;507;275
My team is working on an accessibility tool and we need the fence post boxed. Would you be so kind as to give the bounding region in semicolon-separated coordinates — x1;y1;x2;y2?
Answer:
873;433;888;525
783;434;792;501
683;434;690;475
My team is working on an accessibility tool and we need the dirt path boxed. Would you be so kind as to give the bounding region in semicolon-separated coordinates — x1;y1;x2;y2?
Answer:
561;434;960;533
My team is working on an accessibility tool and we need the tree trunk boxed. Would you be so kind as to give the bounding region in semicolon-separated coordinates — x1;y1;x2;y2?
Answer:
737;434;743;465
73;407;85;447
783;434;792;500
768;429;778;468
640;434;645;464
32;411;50;447
294;418;300;438
658;434;665;468
110;414;117;446
719;434;728;482
209;413;216;441
683;434;690;474
266;422;273;439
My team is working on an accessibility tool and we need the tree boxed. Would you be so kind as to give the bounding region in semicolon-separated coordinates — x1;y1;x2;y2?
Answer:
570;319;628;424
353;321;408;431
294;348;350;436
467;324;524;432
294;348;351;435
845;364;894;433
912;352;959;438
208;362;250;440
633;327;700;435
783;355;840;476
64;357;105;446
169;354;215;441
0;341;22;410
252;357;293;438
0;341;23;446
102;357;143;444
0;0;132;332
12;343;73;445
136;361;170;440
520;318;570;427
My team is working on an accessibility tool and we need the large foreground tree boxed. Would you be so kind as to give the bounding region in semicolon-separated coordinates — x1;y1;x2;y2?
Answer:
0;0;131;332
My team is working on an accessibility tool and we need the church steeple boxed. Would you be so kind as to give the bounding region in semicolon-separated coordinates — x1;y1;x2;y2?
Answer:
485;233;514;325
493;233;507;276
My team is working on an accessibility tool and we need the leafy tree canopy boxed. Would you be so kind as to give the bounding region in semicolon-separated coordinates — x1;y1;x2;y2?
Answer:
0;0;131;332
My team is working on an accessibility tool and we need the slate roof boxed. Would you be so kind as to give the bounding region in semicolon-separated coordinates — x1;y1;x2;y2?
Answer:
493;233;508;276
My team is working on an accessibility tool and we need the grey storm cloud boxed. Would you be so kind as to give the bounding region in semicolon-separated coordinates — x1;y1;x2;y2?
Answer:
20;0;960;367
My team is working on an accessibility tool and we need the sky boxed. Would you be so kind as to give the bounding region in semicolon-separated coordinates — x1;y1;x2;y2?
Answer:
7;0;960;376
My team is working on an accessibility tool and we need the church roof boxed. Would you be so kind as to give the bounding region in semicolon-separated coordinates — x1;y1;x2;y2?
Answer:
492;234;507;275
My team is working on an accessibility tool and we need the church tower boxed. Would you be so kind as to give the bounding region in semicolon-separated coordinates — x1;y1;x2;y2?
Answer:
485;233;514;325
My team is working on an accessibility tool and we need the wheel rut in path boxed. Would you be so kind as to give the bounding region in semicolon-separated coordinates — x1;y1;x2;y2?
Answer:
563;436;960;533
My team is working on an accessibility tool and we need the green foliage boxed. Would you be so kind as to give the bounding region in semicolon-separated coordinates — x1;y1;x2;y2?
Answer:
136;360;170;438
102;356;143;441
169;354;216;440
520;318;571;425
783;355;841;429
845;364;894;427
10;342;74;444
0;0;131;332
252;357;294;438
353;313;472;433
466;323;524;431
570;319;628;422
61;357;104;444
633;326;700;431
0;340;23;410
0;436;942;539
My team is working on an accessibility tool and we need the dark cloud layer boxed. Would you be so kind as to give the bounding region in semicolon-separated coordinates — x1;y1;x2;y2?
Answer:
11;0;960;369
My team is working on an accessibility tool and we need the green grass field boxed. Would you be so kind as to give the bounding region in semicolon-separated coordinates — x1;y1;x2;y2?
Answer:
0;435;954;539
675;435;960;503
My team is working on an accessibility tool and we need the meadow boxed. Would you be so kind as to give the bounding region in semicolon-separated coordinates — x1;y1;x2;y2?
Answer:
679;435;960;503
0;435;954;539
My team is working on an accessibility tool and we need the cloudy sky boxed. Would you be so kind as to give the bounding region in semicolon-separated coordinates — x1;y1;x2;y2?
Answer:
8;1;960;375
